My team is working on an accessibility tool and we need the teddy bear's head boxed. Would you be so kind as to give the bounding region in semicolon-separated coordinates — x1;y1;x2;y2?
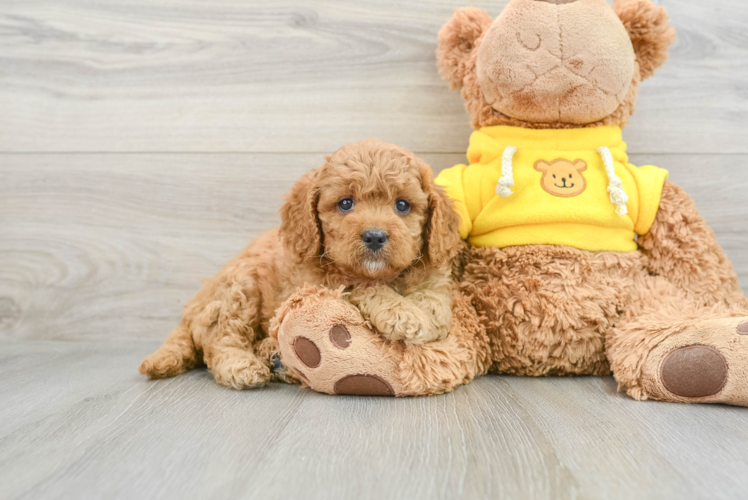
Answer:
437;0;676;129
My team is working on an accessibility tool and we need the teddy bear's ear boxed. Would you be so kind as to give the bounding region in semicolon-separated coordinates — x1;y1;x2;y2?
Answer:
436;7;493;90
614;0;676;81
573;160;588;172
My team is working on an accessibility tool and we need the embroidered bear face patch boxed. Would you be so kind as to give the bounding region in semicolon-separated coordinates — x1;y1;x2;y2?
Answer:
534;159;588;198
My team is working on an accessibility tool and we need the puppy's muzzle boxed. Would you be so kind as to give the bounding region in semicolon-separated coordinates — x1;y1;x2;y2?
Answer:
362;229;388;252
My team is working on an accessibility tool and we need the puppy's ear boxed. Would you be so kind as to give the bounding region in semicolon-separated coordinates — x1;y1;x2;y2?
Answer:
572;160;588;172
614;0;676;80
279;169;322;263
437;7;493;90
420;164;462;268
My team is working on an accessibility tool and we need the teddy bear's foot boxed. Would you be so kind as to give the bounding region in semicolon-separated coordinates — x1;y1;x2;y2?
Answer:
275;288;405;396
641;316;748;406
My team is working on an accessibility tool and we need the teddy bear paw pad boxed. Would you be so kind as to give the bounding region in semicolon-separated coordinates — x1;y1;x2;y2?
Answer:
292;337;321;368
330;324;352;349
334;374;395;396
737;321;748;335
660;345;728;398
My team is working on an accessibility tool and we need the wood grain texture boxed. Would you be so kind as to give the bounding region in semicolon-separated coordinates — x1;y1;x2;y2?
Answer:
1;341;747;500
1;0;747;153
2;0;747;498
1;153;746;341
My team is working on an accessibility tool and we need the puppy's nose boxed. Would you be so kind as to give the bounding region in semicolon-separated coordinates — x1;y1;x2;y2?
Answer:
362;229;388;252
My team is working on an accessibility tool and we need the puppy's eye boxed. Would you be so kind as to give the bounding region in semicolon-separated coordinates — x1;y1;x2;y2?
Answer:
394;199;410;215
337;198;354;212
553;174;556;179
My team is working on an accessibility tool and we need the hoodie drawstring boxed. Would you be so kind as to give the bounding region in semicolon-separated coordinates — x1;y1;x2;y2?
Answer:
493;144;629;217
495;145;517;198
596;146;628;217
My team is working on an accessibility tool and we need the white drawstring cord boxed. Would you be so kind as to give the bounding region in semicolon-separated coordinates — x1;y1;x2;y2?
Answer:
597;146;628;216
496;145;517;197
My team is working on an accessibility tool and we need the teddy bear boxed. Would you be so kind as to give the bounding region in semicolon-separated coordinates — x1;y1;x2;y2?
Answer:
273;0;748;405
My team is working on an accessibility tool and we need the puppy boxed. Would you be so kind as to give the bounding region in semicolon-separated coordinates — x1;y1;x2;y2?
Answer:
139;139;462;389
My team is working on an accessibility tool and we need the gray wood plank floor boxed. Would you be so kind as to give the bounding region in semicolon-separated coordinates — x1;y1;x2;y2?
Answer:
2;341;748;500
2;0;748;498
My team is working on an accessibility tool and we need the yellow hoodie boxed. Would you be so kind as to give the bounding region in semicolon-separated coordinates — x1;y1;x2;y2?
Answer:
435;125;669;252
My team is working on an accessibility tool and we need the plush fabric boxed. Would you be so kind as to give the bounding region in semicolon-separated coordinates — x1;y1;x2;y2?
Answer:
434;125;668;250
275;0;748;407
436;0;674;130
277;183;748;403
272;285;491;396
475;0;635;124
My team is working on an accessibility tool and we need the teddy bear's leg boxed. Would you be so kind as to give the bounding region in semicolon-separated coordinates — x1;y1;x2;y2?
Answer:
607;180;748;405
607;274;748;405
271;286;490;397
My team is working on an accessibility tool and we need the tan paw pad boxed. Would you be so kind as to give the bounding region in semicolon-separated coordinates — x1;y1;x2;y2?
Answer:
661;345;728;398
334;374;395;396
293;337;321;368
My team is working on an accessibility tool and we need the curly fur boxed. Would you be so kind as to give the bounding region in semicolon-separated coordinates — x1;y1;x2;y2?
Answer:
139;139;461;389
461;182;748;401
275;0;748;404
278;182;748;402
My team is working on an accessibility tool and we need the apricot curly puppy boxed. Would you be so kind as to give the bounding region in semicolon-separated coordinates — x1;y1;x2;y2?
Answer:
139;139;461;389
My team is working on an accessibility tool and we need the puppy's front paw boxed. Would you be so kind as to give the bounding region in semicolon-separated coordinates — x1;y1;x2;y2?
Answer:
368;305;434;344
209;349;272;390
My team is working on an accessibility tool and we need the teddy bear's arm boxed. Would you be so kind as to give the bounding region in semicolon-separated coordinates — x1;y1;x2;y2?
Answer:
638;181;746;306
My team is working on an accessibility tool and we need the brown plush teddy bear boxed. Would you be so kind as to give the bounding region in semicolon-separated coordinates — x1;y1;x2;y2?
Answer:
275;0;748;405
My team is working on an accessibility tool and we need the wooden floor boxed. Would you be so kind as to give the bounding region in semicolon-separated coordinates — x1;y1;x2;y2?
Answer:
4;341;748;500
1;0;748;499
